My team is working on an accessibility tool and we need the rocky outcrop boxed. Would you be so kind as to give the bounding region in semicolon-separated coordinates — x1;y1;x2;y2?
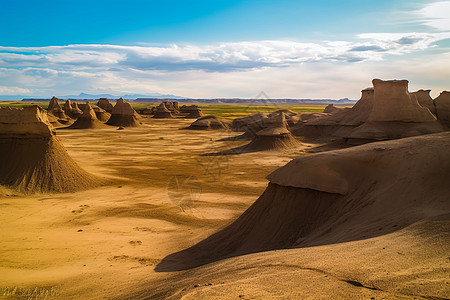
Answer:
97;98;114;113
92;105;111;122
368;80;435;122
346;79;442;141
292;80;444;142
47;96;70;123
67;102;108;129
434;91;450;127
0;106;102;193
411;89;436;115
186;116;232;130
63;100;83;119
152;103;174;119
183;105;204;119
106;98;140;127
323;104;342;114
211;113;301;154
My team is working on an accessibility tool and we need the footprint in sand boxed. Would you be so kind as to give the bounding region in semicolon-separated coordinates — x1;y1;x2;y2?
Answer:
129;240;142;246
71;204;90;214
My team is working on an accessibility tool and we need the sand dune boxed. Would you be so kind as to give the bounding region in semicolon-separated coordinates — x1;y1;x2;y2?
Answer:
156;132;450;271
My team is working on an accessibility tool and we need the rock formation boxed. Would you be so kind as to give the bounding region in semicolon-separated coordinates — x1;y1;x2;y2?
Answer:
66;102;108;129
323;104;341;114
434;91;450;127
368;80;435;122
161;101;180;114
152;103;174;119
106;98;140;127
63;99;83;119
186;116;232;130
0;106;102;193
292;80;444;142
292;88;374;138
92;105;111;122
215;112;300;154
97;98;114;113
183;105;204;119
47;96;70;123
155;132;450;271
239;112;301;153
346;79;443;141
411;89;436;115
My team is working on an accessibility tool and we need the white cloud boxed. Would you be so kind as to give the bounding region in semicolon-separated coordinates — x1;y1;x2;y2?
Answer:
0;86;32;95
415;1;450;31
0;32;448;73
0;4;449;100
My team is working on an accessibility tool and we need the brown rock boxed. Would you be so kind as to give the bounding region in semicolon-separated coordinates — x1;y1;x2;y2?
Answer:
152;103;174;119
97;98;114;113
434;91;450;126
0;106;102;193
67;102;108;129
187;116;231;130
368;79;435;122
106;98;140;127
411;89;436;115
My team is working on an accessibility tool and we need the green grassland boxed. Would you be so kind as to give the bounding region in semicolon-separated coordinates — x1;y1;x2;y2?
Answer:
0;101;347;118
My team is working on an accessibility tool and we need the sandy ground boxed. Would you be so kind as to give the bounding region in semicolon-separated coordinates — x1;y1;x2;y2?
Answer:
1;117;448;299
0;117;310;299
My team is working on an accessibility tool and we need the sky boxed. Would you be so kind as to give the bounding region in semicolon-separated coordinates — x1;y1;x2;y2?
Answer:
0;0;449;99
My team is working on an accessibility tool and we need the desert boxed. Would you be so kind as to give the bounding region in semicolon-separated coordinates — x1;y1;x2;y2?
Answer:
2;1;450;298
0;78;449;300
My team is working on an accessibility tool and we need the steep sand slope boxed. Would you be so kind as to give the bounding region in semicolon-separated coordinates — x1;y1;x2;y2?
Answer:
0;106;103;193
156;132;450;271
128;214;450;299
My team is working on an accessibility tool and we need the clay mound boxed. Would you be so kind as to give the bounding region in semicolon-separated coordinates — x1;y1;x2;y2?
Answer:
323;104;341;114
236;113;300;153
47;96;70;123
186;116;232;130
267;110;300;127
210;113;301;154
66;102;108;129
231;113;268;132
411;89;436;115
106;98;140;127
48;96;62;112
293;80;445;141
92;105;111;122
346;79;443;141
156;132;450;271
162;101;180;114
299;112;330;122
63;99;83;119
152;103;174;119
368;79;435;122
434;91;450;127
292;88;374;137
97;98;114;113
183;105;204;118
0;106;102;193
240;127;300;153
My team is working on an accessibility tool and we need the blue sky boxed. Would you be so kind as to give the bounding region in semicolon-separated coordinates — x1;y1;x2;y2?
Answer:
0;0;449;98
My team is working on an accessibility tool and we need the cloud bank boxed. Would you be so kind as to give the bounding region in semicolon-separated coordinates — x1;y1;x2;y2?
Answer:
0;1;449;98
0;32;448;74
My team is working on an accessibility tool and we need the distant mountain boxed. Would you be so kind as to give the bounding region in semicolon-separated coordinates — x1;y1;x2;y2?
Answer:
135;98;357;104
1;92;185;101
0;95;33;100
57;92;185;100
